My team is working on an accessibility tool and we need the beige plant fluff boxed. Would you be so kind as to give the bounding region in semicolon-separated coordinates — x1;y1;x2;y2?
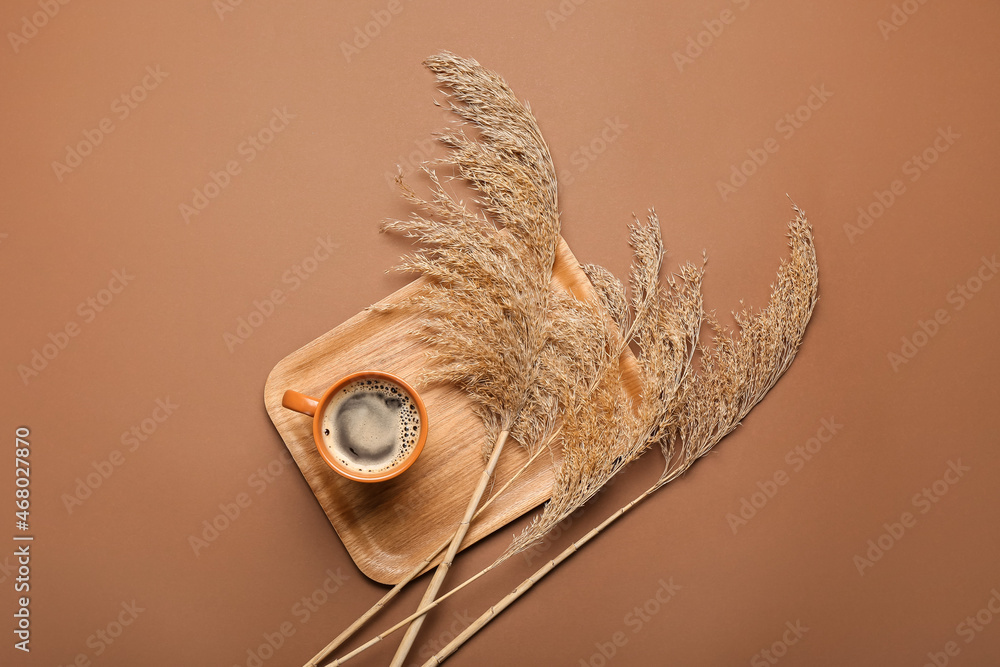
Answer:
378;51;620;666
311;51;611;667
381;51;568;458
421;206;820;666
659;205;819;484
502;213;703;560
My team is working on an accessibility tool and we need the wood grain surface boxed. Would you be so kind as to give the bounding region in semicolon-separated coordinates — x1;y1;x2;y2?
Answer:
264;236;641;584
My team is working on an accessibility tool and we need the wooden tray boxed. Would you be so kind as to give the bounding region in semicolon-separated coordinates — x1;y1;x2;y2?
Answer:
263;237;639;584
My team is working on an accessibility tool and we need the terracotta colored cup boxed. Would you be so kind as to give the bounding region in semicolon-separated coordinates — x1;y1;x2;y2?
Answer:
281;370;428;483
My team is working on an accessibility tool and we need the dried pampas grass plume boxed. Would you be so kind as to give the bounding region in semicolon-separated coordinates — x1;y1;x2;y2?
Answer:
423;206;819;666
501;212;703;561
656;203;818;486
382;51;563;452
310;51;570;667
375;51;583;666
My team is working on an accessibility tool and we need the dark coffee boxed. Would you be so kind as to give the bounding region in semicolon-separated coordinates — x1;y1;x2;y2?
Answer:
320;377;421;474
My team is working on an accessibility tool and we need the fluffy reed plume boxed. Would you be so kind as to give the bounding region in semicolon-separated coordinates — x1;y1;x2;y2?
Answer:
660;206;818;475
382;52;563;457
500;213;703;560
348;51;595;667
306;51;577;667
422;206;819;666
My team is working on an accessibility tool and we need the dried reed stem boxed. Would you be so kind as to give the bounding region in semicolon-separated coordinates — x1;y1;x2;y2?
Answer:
329;481;657;667
328;558;500;666
388;430;508;665
321;442;553;667
421;483;660;667
306;444;548;667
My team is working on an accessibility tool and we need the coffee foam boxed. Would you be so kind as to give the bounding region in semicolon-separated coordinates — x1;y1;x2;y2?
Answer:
320;378;421;475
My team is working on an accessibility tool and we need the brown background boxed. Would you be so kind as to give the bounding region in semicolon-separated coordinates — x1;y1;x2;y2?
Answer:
2;1;998;666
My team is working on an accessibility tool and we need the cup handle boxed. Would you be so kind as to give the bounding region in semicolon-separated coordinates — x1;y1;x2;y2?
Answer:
282;390;320;417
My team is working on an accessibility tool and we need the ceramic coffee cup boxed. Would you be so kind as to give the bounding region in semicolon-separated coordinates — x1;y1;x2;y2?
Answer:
282;370;428;483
